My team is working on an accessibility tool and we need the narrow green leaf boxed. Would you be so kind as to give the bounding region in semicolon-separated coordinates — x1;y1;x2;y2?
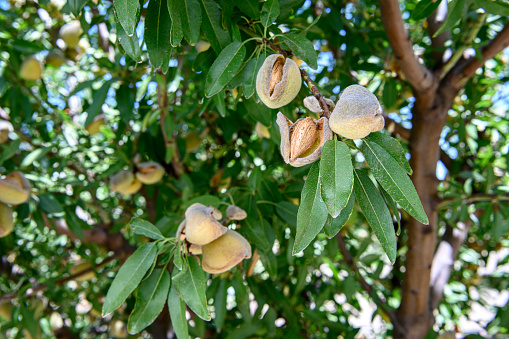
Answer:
412;0;442;21
366;132;412;174
146;0;171;68
319;140;354;218
235;0;260;19
259;248;278;277
39;193;64;215
130;218;164;240
382;78;397;110
85;78;116;126
260;0;280;28
168;0;184;47
213;279;228;331
173;257;211;321
113;0;140;36
243;52;265;99
168;284;189;339
279;33;318;70
212;91;226;117
478;0;509;16
116;21;142;62
199;0;231;54
205;42;246;97
362;140;429;224
68;0;88;17
276;201;298;228
0;138;21;166
128;269;171;334
293;162;329;254
178;0;202;45
323;192;355;239
353;170;397;263
102;242;158;316
21;147;51;168
380;185;401;233
248;167;262;193
244;216;271;251
433;0;468;37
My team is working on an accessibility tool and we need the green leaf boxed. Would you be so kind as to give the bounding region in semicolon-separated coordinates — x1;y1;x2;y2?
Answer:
380;185;401;235
243;51;265;99
199;0;231;54
129;218;164;240
244;216;271;251
433;0;468;37
259;248;278;277
168;284;189;339
260;0;280;28
168;0;184;47
366;132;412;174
0;139;20;166
39;193;64;215
279;33;318;70
362;140;429;224
113;0;140;36
323;192;355;239
478;0;509;16
205;42;246;97
235;0;260;19
85;78;116;126
178;0;202;45
102;242;158;316
68;0;89;17
353;169;396;263
248;167;262;193
213;279;228;331
21;146;51;168
146;0;172;68
319;140;354;218
411;0;442;21
212;91;226;117
293;162;329;254
276;201;298;228
128;268;171;334
116;21;142;62
173;257;211;321
382;78;397;110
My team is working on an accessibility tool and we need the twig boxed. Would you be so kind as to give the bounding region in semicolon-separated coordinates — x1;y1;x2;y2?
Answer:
263;38;330;118
435;193;509;211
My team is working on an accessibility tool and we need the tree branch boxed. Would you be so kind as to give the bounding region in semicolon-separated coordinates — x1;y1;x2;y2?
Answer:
435;193;509;211
429;221;470;309
450;22;509;87
379;0;434;92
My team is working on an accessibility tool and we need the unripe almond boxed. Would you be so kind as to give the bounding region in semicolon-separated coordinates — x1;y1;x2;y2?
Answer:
226;205;247;220
185;203;228;245
329;85;384;139
0;120;13;143
85;114;105;135
256;54;302;109
110;170;142;195
0;202;14;238
59;21;83;48
255;122;271;139
135;161;165;185
20;57;43;81
0;171;31;205
201;229;252;274
303;96;335;113
45;50;66;68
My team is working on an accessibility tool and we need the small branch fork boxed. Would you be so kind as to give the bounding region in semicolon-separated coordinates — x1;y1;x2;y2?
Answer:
262;38;331;118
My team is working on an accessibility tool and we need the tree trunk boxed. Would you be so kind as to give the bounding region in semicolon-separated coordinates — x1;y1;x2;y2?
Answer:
394;85;455;338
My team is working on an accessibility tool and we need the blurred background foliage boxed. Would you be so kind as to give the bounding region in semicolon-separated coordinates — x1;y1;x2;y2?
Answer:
0;0;508;338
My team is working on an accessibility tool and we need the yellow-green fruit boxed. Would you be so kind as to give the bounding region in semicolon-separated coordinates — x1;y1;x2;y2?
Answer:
135;161;165;184
20;57;43;81
109;319;128;338
0;171;31;205
45;51;66;68
59;21;83;48
110;170;142;195
0;301;13;320
195;40;211;53
0;203;14;238
0;120;13;143
329;85;384;139
255;122;270;139
184;203;228;245
226;205;247;220
85;114;105;135
70;262;96;282
201;229;252;274
256;54;302;109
